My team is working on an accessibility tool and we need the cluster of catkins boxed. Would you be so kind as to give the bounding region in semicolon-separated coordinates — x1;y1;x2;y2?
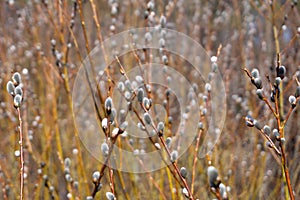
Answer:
6;72;23;108
207;165;228;200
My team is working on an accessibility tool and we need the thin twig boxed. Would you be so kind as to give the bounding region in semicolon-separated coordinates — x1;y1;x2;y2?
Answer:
115;54;195;199
124;138;168;200
191;128;203;195
17;107;24;200
257;128;281;157
271;2;295;194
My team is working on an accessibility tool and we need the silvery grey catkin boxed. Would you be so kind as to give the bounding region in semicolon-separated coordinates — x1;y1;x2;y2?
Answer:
143;112;152;124
6;81;15;95
14;86;23;97
295;86;300;98
263;125;271;136
106;192;115;200
105;97;113;114
92;171;100;183
157;122;164;136
277;65;286;79
125;79;132;92
119;121;128;132
219;183;228;199
182;188;189;198
170;150;178;163
101;142;109;156
165;137;172;149
137;88;144;103
275;77;281;87
288;95;296;108
7;72;23;108
207;166;219;187
12;72;22;86
102;118;108;129
135;75;143;83
117;82;125;92
256;89;263;100
64;158;71;168
142;97;151;110
14;94;22;108
180;167;188;178
251;68;259;78
253;77;262;89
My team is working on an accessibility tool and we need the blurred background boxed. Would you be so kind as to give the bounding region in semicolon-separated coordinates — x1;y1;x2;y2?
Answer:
0;0;299;199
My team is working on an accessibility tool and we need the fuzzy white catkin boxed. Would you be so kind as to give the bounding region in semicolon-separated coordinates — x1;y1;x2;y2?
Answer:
154;143;161;150
146;84;151;93
119;121;128;131
256;89;263;100
102;118;108;129
180;167;187;178
64;158;71;168
159;38;165;47
67;193;72;199
170;150;178;162
219;183;228;199
14;94;22;108
275;77;281;86
143;113;152;124
117;82;125;92
295;86;300;98
6;81;15;95
162;55;168;64
104;97;113;112
182;188;189;197
109;108;116;123
14;86;23;97
210;56;218;63
142;97;150;109
125;80;132;91
251;68;259;78
65;174;72;183
135;75;143;83
207;166;219;187
12;72;21;85
157;122;164;135
263;125;271;136
137;88;144;103
205;83;211;92
106;192;115;200
137;122;145;130
289;95;296;105
166;137;172;149
92;171;100;183
145;32;152;42
101;142;109;156
112;128;119;137
160;15;166;27
254;77;262;89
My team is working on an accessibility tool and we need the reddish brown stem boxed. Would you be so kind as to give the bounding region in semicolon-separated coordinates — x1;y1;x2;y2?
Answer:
17;107;24;200
191;128;203;195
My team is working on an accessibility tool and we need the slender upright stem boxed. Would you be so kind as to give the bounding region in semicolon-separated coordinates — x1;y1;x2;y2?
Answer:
191;128;203;195
279;142;294;200
273;47;294;200
91;136;117;197
276;91;294;200
158;135;194;200
270;1;294;197
115;55;194;199
17;107;24;200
